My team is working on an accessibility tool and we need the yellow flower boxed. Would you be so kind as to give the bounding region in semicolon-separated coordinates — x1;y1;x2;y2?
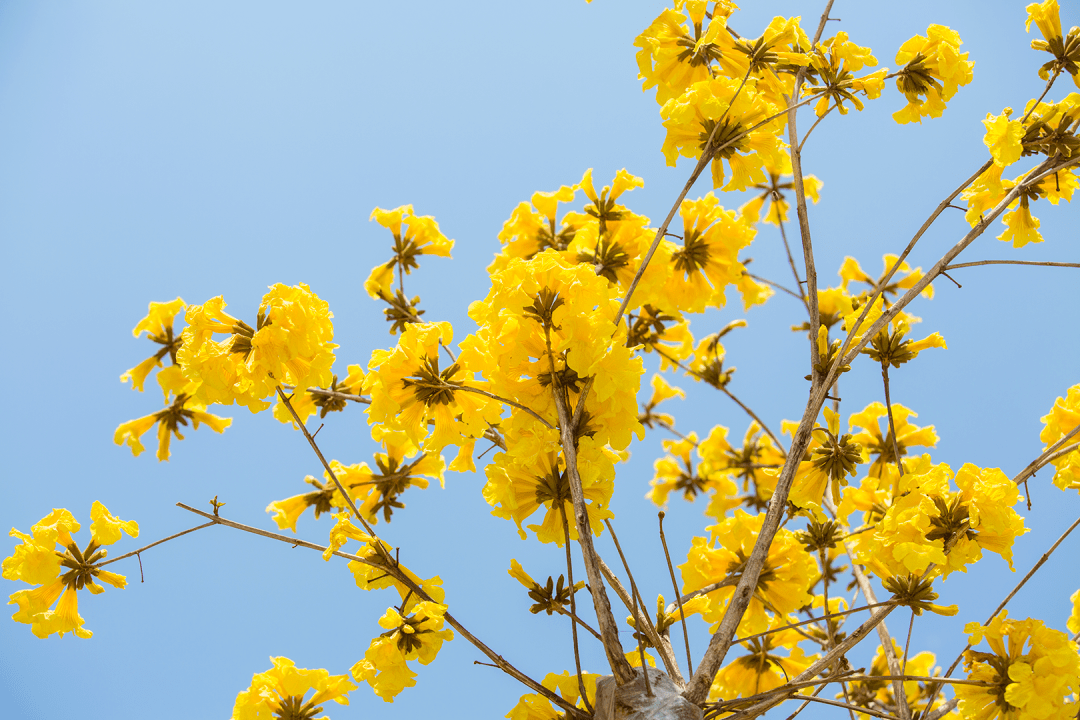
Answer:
803;31;887;117
638;373;685;430
848;402;939;480
700;422;786;518
351;601;453;702
506;671;599;720
634;4;743;106
983;108;1025;168
958;611;1080;720
1026;0;1080;90
365;321;501;455
784;408;865;514
1039;384;1080;492
892;25;974;124
462;250;644;452
114;366;232;461
483;438;615;546
4;503;137;639
1068;589;1080;635
178;284;337;411
840;254;934;301
120;297;186;391
858;462;1027;579
230;656;355;720
366;205;454;300
497;183;579;262
659;75;788;191
680;509;815;636
663;193;766;313
740;157;823;226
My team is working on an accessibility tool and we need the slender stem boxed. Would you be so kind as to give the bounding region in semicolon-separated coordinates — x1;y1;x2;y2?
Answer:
881;364;909;477
284;386;371;405
745;272;804;300
97;522;215;568
901;609;916;680
798;101;835;154
728;601;896;646
553;606;603;642
830;158;994;374
655;347;787;455
818;548;835;653
598;556;684;687
776;217;808;313
275;386;379;538
946;259;1080;270
1012;424;1080;486
561;508;595;716
175;502;589;719
605;519;662;692
779;694;904;720
659;511;694;677
1020;68;1062;124
455;385;555;429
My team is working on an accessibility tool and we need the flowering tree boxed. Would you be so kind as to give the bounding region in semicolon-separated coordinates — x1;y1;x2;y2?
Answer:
4;1;1080;719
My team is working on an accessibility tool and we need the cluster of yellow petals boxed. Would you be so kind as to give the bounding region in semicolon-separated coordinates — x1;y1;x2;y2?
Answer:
506;670;599;720
680;509;814;636
844;640;945;720
114;365;232;461
957;611;1080;720
365;321;500;456
4;503;137;639
178;283;337;412
365;205;454;301
120;297;186;392
1040;384;1080;492
351;601;453;702
856;462;1027;580
230;656;355;720
892;25;974;124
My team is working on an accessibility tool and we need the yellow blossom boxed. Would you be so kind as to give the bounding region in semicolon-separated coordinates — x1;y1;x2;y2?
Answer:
351;601;453;702
4;503;138;639
892;25;974;124
1040;384;1080;492
957;611;1080;720
230;656;355;720
120;297;186;391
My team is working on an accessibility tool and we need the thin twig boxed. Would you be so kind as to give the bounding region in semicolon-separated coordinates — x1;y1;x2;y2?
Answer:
659;511;694;677
175;502;589;719
97;522;216;568
776;217;808;313
605;519;659;694
1012;424;1080;486
598;556;684;687
946;259;1080;270
562;508;595;716
655;347;787;455
275;386;379;538
297;387;371;404
746;272;805;300
881;364;909;478
455;385;555;429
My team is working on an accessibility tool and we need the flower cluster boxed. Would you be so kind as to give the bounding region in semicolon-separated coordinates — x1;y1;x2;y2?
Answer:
855;462;1027;579
178;284;337;412
680;510;815;636
230;656;355;720
957;611;1080;720
4;503;138;639
351;601;453;702
1040;384;1080;492
892;24;974;124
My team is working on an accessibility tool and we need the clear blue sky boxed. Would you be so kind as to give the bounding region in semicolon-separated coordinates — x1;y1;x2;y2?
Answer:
1;1;1077;718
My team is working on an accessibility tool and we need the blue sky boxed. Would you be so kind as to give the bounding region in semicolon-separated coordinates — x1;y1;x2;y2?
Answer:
1;1;1078;718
